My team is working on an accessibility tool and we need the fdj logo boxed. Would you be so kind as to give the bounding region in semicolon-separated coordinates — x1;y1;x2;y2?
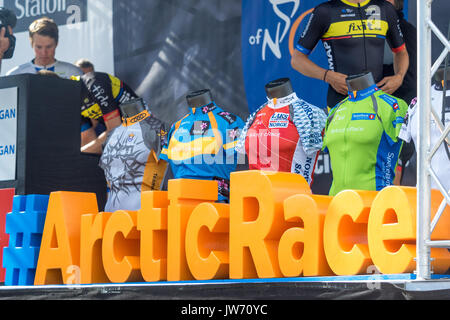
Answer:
247;0;300;61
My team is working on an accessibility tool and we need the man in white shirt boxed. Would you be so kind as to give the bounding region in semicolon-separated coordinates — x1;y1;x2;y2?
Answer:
6;17;82;78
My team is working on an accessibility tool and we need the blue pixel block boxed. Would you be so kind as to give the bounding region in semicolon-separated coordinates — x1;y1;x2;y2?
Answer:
3;194;49;286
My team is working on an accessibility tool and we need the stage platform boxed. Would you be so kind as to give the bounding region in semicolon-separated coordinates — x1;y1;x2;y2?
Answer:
0;274;449;300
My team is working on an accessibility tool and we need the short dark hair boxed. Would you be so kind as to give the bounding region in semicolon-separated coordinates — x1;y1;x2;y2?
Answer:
75;58;95;71
37;69;60;78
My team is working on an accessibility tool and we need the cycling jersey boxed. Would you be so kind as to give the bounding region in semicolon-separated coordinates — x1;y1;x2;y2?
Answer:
296;0;405;108
6;59;83;79
323;84;408;195
159;102;245;202
71;72;139;131
399;84;450;192
236;93;327;185
99;109;168;212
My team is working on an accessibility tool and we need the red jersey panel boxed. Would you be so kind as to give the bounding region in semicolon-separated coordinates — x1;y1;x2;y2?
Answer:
245;104;300;172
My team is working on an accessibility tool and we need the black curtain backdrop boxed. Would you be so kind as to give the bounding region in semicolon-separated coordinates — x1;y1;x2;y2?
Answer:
113;0;248;127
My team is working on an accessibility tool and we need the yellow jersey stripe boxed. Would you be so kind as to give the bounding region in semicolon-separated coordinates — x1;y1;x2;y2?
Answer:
323;20;388;39
340;0;370;8
167;137;219;161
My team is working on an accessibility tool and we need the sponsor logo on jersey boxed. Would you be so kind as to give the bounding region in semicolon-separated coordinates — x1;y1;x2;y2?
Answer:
392;116;404;127
128;111;149;125
379;94;400;112
228;128;241;141
323;41;334;70
301;13;314;38
190;121;210;136
346;21;382;34
269;112;290;128
201;103;216;114
351;113;376;121
340;8;355;17
81;103;103;120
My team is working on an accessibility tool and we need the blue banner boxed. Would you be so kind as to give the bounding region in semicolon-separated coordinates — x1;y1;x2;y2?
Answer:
241;0;329;113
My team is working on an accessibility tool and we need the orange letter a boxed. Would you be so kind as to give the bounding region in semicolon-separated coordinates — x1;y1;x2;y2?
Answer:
34;192;99;285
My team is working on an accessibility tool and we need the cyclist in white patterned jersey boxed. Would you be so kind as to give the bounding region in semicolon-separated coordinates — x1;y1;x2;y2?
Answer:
6;17;82;78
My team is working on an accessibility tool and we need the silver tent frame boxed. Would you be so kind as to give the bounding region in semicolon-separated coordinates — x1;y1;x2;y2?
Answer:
416;0;450;280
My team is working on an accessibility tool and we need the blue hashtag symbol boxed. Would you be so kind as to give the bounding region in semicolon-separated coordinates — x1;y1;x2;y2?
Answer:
3;195;49;286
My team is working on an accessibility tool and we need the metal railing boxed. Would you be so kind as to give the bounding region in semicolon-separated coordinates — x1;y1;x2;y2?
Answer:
416;0;450;280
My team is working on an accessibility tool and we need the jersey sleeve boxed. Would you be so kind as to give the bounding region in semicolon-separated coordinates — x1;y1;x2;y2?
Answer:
296;4;330;55
385;3;406;53
378;94;409;145
84;72;121;120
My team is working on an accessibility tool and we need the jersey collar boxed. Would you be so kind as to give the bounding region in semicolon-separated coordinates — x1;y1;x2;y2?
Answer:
340;0;371;8
32;59;57;71
267;92;299;109
348;84;380;101
191;101;217;115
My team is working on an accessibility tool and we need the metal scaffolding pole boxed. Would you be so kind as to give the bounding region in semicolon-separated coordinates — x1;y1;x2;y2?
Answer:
416;0;433;281
416;0;450;280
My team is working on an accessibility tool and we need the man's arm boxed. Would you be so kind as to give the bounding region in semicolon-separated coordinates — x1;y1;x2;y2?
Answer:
291;50;348;95
81;114;122;154
377;47;409;95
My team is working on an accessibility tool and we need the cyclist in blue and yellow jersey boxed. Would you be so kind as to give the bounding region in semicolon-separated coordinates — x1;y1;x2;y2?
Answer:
160;89;245;202
291;0;409;110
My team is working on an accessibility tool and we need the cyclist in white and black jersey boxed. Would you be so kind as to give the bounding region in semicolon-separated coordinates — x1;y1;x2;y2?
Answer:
6;17;82;78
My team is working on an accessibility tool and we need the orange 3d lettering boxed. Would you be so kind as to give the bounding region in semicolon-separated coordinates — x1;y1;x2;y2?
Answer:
32;172;450;285
278;194;334;277
137;191;169;282
368;186;450;274
229;171;311;279
323;190;378;276
35;192;98;285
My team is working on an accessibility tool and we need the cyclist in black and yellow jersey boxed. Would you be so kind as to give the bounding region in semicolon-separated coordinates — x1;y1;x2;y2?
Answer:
71;71;140;154
291;0;409;110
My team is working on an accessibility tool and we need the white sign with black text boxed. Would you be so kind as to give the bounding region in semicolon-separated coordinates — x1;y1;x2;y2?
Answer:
0;87;18;181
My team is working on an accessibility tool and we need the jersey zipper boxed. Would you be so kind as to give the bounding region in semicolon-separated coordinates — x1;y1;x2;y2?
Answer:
342;106;351;190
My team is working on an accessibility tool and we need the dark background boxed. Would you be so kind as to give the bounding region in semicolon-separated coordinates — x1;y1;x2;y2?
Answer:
113;0;247;126
113;0;450;126
112;0;449;194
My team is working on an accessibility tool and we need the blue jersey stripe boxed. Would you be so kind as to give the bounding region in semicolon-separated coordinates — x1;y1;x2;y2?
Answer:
295;44;311;55
375;132;403;190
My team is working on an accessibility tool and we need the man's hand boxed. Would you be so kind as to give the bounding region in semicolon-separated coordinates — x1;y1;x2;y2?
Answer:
0;26;12;58
379;47;409;95
325;70;349;95
377;73;404;95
